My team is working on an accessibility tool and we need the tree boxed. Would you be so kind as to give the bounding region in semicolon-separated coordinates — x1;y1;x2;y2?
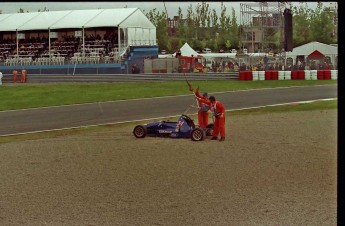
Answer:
211;9;218;42
229;8;240;50
292;3;312;46
197;2;210;40
145;8;168;51
194;3;201;39
176;7;187;39
291;2;337;47
186;4;195;40
147;2;337;54
225;40;232;50
217;2;229;50
309;2;336;44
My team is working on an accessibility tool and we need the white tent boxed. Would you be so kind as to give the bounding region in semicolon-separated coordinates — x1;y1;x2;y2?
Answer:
0;8;156;47
0;12;41;32
285;41;338;65
175;42;199;57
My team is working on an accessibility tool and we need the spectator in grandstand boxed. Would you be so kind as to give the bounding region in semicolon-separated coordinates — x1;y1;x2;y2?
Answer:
228;60;234;70
211;61;216;72
257;63;263;71
239;63;247;71
309;62;315;70
304;63;310;70
298;61;305;70
278;63;284;71
292;63;298;70
263;55;268;70
131;63;140;74
324;60;330;70
329;63;334;70
2;52;8;60
221;60;226;72
175;49;181;58
233;62;239;72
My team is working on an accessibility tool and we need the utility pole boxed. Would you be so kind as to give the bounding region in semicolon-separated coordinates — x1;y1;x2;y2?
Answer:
163;2;169;36
329;2;338;39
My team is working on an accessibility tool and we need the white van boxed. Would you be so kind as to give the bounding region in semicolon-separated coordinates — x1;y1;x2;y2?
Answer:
203;58;215;71
202;48;212;53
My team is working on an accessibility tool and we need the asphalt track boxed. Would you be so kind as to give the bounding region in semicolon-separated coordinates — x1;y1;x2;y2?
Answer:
0;84;337;136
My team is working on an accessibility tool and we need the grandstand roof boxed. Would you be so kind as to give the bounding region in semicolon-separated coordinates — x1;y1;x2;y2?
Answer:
0;8;155;32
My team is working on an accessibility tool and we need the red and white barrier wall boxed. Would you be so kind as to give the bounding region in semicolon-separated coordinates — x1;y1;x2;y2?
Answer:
239;70;338;81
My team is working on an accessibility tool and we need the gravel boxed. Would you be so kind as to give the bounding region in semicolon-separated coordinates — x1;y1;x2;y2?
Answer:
0;110;337;226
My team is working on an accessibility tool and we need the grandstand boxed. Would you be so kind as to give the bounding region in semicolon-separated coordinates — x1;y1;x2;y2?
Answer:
0;8;158;74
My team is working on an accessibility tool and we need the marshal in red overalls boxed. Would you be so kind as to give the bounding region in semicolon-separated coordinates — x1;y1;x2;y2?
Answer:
194;88;209;128
196;95;226;141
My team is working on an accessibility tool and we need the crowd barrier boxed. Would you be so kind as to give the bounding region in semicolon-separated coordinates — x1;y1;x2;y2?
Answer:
239;70;338;81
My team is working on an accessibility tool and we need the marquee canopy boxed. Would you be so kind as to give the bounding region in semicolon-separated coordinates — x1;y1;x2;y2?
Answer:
285;41;338;65
285;41;337;57
0;8;156;31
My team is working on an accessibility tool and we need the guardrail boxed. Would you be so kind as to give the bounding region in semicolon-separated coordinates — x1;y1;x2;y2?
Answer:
1;72;239;83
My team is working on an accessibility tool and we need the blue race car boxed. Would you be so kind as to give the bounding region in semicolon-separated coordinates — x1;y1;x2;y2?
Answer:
133;114;213;141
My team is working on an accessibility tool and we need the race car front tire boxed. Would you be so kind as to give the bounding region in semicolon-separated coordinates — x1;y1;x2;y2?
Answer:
133;125;147;138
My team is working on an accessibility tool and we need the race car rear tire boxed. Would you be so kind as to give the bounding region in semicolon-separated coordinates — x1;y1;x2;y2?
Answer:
191;128;205;141
206;123;214;136
133;125;147;138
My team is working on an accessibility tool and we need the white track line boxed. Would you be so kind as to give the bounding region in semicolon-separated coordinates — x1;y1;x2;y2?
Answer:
0;84;334;113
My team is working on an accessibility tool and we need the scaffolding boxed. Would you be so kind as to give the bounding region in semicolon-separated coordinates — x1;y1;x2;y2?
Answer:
329;2;338;39
240;2;291;54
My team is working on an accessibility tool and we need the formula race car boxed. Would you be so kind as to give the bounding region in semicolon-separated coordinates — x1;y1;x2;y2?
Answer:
133;114;214;141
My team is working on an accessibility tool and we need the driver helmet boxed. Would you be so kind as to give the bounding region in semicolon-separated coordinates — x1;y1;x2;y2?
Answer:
209;96;215;102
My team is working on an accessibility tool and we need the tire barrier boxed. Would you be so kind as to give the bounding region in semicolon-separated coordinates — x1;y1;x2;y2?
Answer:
258;71;265;80
245;71;253;80
324;70;331;80
297;70;305;80
278;71;285;80
310;70;318;80
239;71;246;80
238;70;337;81
304;70;311;80
291;70;298;80
317;70;324;80
271;71;278;80
331;70;338;80
284;71;291;80
252;71;259;81
265;70;271;80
